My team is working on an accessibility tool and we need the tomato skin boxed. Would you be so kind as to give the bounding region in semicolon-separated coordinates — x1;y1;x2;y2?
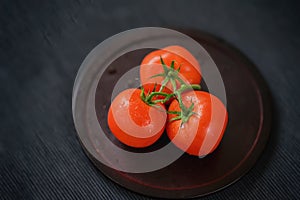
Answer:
140;45;201;92
108;88;167;148
166;91;228;156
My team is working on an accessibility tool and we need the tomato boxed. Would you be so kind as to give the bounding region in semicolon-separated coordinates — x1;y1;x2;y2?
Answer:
108;88;167;148
166;91;228;156
140;45;201;92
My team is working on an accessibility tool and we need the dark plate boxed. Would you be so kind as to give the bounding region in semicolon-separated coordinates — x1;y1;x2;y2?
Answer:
72;29;271;199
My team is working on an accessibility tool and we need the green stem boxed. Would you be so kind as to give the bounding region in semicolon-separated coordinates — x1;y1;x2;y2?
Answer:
146;91;169;102
141;57;202;124
177;84;201;94
140;86;172;106
151;93;176;104
170;83;201;124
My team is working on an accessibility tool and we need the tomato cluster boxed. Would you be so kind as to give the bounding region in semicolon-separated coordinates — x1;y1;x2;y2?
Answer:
107;46;228;157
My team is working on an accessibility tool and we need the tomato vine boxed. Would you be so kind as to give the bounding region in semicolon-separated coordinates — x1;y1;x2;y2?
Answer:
141;57;201;124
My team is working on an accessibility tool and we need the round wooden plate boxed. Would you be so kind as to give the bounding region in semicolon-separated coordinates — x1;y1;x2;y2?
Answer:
72;29;271;199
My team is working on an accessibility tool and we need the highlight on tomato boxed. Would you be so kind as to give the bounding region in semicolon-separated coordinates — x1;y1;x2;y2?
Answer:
166;90;228;157
107;88;167;148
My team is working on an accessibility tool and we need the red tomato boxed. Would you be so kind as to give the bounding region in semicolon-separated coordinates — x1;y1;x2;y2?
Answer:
140;45;201;92
108;88;167;148
166;91;228;156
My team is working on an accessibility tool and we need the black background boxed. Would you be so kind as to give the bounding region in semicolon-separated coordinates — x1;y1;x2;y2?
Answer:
1;0;300;199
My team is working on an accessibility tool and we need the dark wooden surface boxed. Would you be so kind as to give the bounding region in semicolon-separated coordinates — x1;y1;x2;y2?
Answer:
1;0;300;199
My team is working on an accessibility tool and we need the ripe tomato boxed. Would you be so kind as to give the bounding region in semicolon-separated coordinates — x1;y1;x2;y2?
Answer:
166;91;228;156
108;88;167;148
140;45;201;92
